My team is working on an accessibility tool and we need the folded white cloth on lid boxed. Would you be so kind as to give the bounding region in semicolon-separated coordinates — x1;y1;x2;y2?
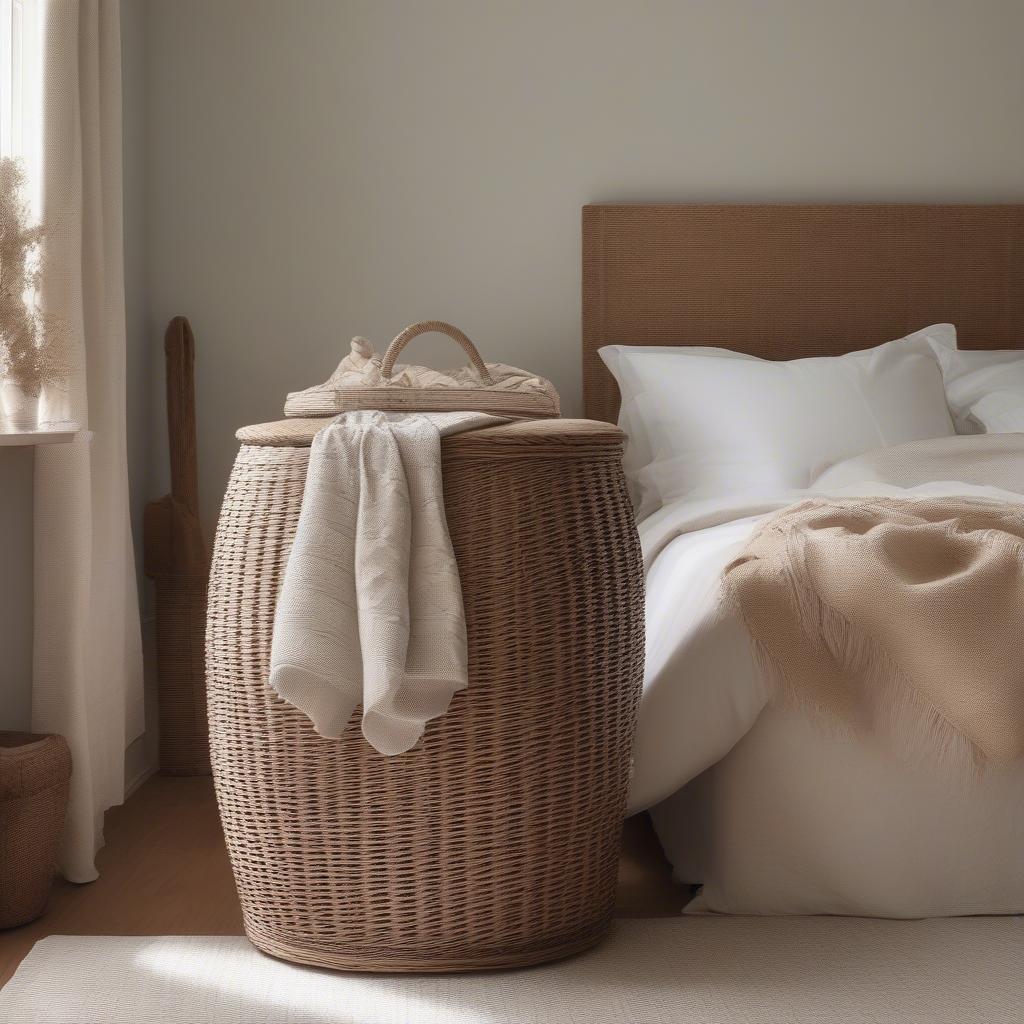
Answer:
269;409;507;754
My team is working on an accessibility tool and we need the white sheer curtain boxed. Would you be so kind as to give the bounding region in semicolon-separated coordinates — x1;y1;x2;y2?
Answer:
30;0;144;882
1;0;43;205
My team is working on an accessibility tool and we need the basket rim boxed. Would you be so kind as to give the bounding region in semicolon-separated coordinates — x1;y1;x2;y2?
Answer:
0;731;65;755
235;416;624;450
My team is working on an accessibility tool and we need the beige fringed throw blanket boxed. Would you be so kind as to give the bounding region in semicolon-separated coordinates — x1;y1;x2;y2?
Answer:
723;496;1024;770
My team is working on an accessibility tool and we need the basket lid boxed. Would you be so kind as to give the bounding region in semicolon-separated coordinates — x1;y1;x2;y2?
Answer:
284;321;560;419
237;416;623;453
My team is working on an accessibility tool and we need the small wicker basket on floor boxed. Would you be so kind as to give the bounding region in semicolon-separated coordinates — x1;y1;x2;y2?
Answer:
0;732;72;930
206;417;644;972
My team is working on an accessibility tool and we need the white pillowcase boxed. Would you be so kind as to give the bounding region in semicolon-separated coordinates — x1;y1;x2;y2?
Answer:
925;332;1024;434
601;325;957;518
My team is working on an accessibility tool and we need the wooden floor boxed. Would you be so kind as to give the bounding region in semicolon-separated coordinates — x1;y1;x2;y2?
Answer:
0;775;688;989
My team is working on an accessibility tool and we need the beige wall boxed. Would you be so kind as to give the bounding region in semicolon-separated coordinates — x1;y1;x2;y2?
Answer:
143;0;1024;532
122;0;158;786
6;0;1024;738
0;447;33;729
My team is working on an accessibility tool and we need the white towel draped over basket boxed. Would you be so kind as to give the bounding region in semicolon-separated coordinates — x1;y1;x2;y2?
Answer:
270;410;507;754
268;322;559;754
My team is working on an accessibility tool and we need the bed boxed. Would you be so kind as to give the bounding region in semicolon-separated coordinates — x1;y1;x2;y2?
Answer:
582;203;1024;917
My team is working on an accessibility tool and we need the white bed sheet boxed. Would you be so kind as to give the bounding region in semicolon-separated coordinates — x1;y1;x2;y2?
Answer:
632;453;1024;917
652;708;1024;917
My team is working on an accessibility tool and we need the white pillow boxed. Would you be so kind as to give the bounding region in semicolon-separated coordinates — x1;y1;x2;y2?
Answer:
601;325;956;518
925;334;1024;434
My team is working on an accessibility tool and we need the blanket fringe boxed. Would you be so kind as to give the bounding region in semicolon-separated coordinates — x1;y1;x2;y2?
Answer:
738;534;986;785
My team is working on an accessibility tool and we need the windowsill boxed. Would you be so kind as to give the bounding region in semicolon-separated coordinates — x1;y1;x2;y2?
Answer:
0;423;79;446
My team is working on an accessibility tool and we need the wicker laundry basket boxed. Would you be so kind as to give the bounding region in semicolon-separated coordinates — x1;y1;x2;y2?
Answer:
206;417;644;972
0;732;72;929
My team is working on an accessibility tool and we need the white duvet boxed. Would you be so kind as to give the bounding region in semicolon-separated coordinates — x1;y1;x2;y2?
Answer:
632;435;1024;917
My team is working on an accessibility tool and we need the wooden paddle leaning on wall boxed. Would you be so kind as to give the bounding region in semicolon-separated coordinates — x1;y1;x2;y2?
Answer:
143;317;211;775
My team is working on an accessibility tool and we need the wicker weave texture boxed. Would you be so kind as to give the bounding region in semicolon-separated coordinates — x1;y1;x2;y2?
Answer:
206;422;643;971
144;317;211;776
0;733;72;929
154;577;211;775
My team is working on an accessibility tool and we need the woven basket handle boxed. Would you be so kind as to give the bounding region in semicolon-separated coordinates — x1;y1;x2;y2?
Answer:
381;321;495;386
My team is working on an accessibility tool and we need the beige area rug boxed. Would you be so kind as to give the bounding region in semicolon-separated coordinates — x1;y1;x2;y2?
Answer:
2;917;1022;1023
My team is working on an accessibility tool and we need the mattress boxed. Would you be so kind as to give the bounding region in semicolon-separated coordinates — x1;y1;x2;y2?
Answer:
631;434;1024;916
652;708;1024;917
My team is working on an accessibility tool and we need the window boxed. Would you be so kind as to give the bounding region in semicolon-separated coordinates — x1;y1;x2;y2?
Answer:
2;0;49;430
1;0;43;217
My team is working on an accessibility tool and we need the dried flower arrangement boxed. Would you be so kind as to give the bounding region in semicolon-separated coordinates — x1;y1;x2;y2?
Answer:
0;157;69;421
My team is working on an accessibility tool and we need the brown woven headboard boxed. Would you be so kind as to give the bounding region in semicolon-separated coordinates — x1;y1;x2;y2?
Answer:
582;204;1024;423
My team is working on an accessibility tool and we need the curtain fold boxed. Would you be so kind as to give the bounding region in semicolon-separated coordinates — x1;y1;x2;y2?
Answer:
32;0;144;883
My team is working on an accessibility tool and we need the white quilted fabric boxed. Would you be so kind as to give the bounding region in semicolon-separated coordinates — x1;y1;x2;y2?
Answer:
284;336;560;417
